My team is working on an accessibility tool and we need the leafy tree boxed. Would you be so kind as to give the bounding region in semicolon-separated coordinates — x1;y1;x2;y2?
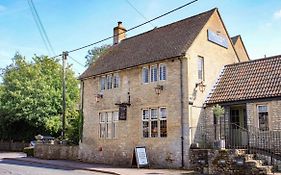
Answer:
0;53;79;142
85;44;111;67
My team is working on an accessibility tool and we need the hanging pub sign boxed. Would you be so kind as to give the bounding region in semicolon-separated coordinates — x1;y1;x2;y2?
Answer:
119;104;127;120
207;29;228;48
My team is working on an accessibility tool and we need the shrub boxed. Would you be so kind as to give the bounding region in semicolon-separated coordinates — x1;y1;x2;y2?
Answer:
23;146;34;157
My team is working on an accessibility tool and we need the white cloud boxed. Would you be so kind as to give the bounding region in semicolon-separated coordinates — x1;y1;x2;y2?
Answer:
274;9;281;19
0;4;6;13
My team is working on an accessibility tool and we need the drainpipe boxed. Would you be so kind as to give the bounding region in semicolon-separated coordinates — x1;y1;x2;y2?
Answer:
179;54;185;168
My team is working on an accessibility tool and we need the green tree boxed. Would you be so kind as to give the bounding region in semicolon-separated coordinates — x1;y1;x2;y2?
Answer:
85;44;111;67
0;53;79;142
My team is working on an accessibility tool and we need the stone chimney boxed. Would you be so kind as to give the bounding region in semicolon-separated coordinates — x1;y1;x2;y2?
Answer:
113;21;126;45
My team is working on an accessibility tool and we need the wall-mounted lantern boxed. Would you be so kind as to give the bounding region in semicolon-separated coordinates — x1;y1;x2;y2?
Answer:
154;85;164;95
95;93;103;102
196;81;206;92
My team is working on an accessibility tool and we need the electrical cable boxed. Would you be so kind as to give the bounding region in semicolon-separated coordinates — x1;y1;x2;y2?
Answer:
52;0;199;58
125;0;155;28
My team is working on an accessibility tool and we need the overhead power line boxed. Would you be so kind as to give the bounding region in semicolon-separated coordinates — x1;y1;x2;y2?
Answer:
28;0;56;56
125;0;155;28
53;0;199;58
68;55;85;68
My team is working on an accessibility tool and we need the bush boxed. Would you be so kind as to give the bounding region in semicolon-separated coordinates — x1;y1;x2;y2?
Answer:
23;146;34;157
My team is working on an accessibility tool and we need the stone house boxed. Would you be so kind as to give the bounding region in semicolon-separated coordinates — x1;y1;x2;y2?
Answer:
78;8;248;168
205;55;281;152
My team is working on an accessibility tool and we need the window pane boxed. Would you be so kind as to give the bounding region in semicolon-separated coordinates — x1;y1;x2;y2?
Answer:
100;123;106;138
160;120;167;137
113;74;119;88
113;111;119;121
160;64;166;81
142;110;149;120
198;57;204;81
143;121;149;138
151;66;157;82
100;77;106;90
159;108;167;119
142;67;149;83
258;106;268;113
151;121;158;137
258;112;269;131
151;109;158;119
107;75;112;89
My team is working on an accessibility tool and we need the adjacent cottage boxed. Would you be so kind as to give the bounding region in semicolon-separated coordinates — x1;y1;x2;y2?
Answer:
78;8;245;168
205;55;281;151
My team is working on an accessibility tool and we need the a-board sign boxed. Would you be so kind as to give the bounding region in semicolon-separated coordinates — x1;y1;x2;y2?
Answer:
134;146;149;168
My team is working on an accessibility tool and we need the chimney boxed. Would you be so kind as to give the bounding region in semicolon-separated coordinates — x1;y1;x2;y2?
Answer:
113;21;126;45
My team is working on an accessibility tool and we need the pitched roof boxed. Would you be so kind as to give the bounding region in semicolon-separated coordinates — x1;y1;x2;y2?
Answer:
231;35;239;44
206;55;281;104
79;8;216;79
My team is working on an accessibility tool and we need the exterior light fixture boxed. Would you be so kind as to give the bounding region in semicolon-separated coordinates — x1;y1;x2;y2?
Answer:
196;81;206;92
95;93;103;102
154;85;164;95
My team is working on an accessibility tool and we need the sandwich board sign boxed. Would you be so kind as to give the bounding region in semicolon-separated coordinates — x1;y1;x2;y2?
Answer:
134;146;149;168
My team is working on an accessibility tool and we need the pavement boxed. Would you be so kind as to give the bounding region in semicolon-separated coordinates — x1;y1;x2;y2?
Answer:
3;152;198;175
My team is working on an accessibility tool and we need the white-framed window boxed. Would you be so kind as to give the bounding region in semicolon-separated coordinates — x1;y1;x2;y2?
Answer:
142;107;167;138
100;76;106;91
197;56;204;81
99;111;119;139
142;67;149;83
159;64;167;81
100;73;120;91
257;105;269;131
113;73;120;88
150;65;158;82
107;75;112;89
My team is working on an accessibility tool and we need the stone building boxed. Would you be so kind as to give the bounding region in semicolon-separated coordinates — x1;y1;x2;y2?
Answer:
78;8;247;168
205;55;281;151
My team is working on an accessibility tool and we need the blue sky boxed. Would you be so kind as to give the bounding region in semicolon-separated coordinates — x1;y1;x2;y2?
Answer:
0;0;280;75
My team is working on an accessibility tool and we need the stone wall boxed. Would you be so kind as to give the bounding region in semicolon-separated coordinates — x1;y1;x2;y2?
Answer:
35;144;79;161
190;149;271;175
0;140;29;151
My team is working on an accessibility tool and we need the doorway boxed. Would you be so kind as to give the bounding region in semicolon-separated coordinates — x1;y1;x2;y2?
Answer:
229;105;248;147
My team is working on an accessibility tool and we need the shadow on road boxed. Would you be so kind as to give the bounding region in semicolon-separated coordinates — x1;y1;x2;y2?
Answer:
0;158;75;171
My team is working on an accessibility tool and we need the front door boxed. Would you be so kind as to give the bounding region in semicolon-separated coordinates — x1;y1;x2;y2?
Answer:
229;106;248;147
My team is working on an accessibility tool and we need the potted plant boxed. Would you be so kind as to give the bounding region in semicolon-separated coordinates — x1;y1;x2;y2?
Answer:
213;104;225;149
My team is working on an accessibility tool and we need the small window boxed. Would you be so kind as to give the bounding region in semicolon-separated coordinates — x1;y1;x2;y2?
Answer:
142;67;149;83
113;74;120;88
107;75;112;89
257;105;269;131
150;65;158;82
197;56;204;81
159;64;167;81
100;76;106;91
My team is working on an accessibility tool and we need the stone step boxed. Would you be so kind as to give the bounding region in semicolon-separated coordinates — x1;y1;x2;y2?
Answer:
245;154;255;161
256;165;273;174
246;159;263;167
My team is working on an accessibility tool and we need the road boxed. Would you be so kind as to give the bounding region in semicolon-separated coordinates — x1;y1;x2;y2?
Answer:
0;152;107;175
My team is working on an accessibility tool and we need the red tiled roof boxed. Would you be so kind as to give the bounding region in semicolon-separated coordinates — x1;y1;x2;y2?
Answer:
79;8;216;79
206;55;281;104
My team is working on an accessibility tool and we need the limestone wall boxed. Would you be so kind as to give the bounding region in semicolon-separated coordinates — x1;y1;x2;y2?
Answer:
35;144;79;160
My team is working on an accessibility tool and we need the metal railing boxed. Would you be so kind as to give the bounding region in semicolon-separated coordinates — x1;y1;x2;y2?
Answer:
193;123;281;161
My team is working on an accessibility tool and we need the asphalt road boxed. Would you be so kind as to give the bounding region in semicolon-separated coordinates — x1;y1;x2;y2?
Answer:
0;152;107;175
